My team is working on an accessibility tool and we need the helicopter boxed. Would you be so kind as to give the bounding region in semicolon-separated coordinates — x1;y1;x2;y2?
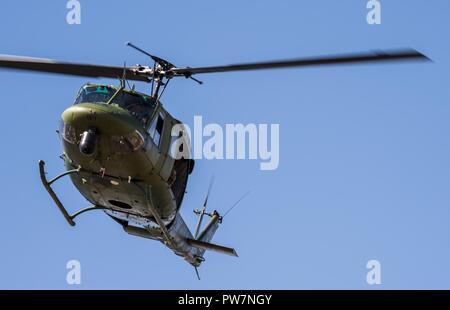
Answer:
0;43;429;278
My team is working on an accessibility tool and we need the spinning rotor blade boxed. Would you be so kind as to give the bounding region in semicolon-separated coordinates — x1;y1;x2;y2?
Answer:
169;49;430;76
0;48;430;86
0;54;150;82
203;175;215;209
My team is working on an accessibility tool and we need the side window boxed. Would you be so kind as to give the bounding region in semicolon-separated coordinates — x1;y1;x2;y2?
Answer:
148;112;165;147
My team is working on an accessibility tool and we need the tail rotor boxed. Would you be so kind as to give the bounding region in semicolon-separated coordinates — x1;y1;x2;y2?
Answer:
193;175;215;239
189;178;251;279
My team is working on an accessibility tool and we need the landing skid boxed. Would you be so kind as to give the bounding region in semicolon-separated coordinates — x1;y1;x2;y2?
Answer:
38;160;108;226
39;160;175;245
39;160;235;274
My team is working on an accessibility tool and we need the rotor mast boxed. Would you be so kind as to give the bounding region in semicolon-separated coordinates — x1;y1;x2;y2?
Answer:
126;42;178;100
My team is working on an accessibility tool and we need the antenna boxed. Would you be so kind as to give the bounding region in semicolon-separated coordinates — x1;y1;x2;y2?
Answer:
120;61;127;88
222;190;252;219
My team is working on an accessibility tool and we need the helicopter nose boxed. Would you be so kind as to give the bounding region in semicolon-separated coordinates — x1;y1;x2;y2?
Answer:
61;103;140;136
61;103;146;158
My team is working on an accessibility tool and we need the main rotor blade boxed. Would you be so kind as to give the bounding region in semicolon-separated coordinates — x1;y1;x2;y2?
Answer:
0;54;150;82
169;49;430;76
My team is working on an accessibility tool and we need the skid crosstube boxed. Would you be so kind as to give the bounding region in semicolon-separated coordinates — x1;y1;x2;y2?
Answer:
38;160;107;226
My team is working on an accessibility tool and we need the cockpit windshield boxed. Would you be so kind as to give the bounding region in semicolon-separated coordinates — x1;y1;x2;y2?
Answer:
74;85;115;104
74;84;156;126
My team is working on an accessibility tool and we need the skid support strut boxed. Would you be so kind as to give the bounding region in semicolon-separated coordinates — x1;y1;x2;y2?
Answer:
39;160;107;226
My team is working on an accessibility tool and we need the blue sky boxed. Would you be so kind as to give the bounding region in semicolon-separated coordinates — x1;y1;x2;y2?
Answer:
0;0;449;289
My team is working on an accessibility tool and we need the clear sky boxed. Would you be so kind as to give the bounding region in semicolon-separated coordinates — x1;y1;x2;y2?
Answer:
0;0;449;289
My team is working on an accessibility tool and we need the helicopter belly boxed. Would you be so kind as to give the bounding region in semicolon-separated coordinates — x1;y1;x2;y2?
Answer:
62;133;178;224
67;168;177;222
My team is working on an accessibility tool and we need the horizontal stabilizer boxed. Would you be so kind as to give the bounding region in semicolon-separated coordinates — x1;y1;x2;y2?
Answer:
186;239;238;257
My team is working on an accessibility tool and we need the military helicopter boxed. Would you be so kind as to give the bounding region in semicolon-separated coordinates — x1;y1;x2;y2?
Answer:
0;43;429;278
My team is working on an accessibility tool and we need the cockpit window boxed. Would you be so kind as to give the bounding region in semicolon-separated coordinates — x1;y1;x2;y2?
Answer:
74;85;115;104
111;91;156;126
74;84;156;126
